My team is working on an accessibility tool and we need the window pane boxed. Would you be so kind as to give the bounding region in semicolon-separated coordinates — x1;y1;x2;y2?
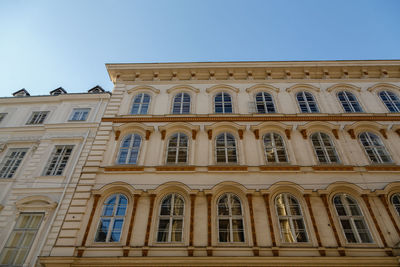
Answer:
218;219;230;242
95;218;110;242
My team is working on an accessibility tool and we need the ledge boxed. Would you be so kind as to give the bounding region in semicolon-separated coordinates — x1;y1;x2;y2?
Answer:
104;166;144;172
156;166;196;172
208;166;248;171
365;165;400;171
312;165;354;171
259;166;301;171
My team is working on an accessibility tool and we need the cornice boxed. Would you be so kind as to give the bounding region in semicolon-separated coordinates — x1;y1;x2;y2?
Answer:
106;60;400;83
102;114;400;123
0;93;110;104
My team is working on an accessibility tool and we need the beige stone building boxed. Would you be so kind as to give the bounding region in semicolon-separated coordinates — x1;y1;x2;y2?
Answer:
32;60;400;266
0;87;110;266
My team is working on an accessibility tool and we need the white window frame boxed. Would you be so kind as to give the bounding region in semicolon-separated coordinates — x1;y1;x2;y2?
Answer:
215;133;237;164
311;132;340;164
337;91;363;113
42;145;74;176
263;132;288;163
333;194;373;244
0;148;28;178
130;93;151;115
0;213;44;266
255;92;276;113
165;133;189;164
296;91;319;113
26;111;49;125
275;193;308;243
217;193;245;243
379;91;400;113
117;134;142;165
359;132;392;164
214;92;233;114
94;194;128;243
172;93;191;114
156;193;185;243
69;108;90;121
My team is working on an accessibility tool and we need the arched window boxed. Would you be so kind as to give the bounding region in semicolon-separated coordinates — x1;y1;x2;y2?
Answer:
263;133;288;163
379;91;400;113
217;193;244;242
166;133;188;164
296;91;319;113
157;193;184;242
216;133;237;163
172;93;191;114
214;92;233;114
255;92;276;113
131;93;151;114
333;194;373;243
311;132;340;164
275;193;308;243
337;91;363;113
117;134;142;164
359;132;392;163
391;193;400;216
95;194;128;242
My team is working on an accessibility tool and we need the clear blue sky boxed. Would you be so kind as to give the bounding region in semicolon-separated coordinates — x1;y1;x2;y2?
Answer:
0;0;399;97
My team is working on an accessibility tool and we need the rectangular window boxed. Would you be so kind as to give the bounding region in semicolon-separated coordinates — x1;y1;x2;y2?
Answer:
26;111;49;125
0;113;7;123
0;148;28;178
0;213;44;266
42;145;74;176
69;108;90;121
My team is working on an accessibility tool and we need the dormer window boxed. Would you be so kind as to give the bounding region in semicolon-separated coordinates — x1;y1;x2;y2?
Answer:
12;89;30;97
50;87;67;96
88;85;105;94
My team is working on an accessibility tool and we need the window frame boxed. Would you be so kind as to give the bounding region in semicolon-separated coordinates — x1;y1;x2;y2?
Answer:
215;132;238;164
333;193;374;244
255;92;276;114
263;132;289;164
274;193;309;244
0;212;44;266
296;91;319;113
68;108;91;121
390;193;400;217
42;145;74;176
337;91;364;113
358;132;392;164
379;90;400;113
26;111;49;125
171;92;191;114
156;193;185;243
94;193;128;243
130;93;151;115
165;133;189;165
0;148;29;179
310;132;340;164
116;134;142;165
214;92;233;114
216;193;245;243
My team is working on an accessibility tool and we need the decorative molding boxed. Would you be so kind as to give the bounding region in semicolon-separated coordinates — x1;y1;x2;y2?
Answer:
262;194;277;250
207;129;212;140
125;194;140;253
192;129;197;140
155;166;196;171
102;115;400;123
378;194;400;237
332;129;339;139
253;129;260;140
206;193;212;251
367;83;400;93
238;129;244;140
208;166;248;171
365;165;400;171
115;130;121;140
161;130;166;140
206;84;239;94
304;194;324;256
246;84;280;93
259;166;300;171
127;85;160;95
347;129;356;139
285;129;291;139
379;129;388;139
144;194;156;251
166;85;200;94
300;129;307;139
326;83;361;93
286;84;320;93
246;193;258;254
104;166;144;172
320;194;343;251
80;194;100;253
189;194;196;249
312;165;354;171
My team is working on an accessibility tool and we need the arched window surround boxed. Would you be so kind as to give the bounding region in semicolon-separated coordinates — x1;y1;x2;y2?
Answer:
254;92;277;114
130;93;152;115
123;86;160;116
295;91;320;113
213;91;234;114
207;85;239;114
170;92;192;114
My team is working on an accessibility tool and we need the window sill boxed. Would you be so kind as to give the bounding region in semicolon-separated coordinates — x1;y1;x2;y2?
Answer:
156;166;195;172
208;165;248;171
312;165;354;171
259;165;300;171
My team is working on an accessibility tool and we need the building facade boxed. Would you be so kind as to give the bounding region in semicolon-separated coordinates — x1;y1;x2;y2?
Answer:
0;87;110;266
12;60;400;266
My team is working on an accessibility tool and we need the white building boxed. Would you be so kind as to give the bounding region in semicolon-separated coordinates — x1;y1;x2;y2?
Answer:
0;86;110;266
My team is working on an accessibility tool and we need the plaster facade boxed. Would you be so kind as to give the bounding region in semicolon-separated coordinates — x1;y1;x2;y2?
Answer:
6;60;400;266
